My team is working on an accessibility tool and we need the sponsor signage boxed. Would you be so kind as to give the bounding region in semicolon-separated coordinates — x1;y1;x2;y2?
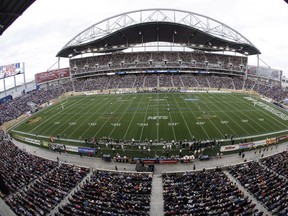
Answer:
35;68;70;84
220;145;239;152
78;147;96;153
65;145;79;152
239;142;254;149
15;135;41;145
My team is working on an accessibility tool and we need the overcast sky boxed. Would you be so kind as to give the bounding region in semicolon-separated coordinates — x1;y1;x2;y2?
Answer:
0;0;287;90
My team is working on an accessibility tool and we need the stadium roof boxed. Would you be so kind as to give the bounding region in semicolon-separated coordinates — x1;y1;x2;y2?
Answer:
0;0;36;36
57;8;261;58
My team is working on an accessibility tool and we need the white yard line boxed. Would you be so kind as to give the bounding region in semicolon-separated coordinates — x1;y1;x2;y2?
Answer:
185;93;225;137
139;95;153;141
107;95;137;137
29;96;87;134
233;94;288;129
92;96;129;138
171;93;194;140
39;97;92;135
181;93;211;139
165;93;177;141
123;94;145;139
205;95;250;136
68;95;119;138
222;96;268;133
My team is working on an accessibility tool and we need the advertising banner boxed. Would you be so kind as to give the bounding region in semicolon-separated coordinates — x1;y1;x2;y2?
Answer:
239;142;254;149
35;68;70;84
220;145;239;152
14;134;41;145
78;147;96;154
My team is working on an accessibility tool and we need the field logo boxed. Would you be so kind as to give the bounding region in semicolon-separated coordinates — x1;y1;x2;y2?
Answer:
147;116;168;120
26;117;42;125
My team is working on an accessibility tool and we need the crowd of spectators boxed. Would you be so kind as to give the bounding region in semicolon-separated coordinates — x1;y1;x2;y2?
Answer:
0;139;57;195
56;170;153;216
5;163;89;216
261;151;288;178
228;161;288;215
0;129;90;215
0;83;72;125
162;169;260;215
70;51;247;74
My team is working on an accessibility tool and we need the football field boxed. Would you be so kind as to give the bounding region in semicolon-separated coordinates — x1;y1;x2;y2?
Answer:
12;92;288;143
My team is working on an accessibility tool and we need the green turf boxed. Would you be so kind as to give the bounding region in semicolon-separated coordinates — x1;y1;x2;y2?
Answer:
11;92;288;143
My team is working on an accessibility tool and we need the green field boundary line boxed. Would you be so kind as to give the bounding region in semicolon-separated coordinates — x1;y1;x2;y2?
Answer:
11;127;288;146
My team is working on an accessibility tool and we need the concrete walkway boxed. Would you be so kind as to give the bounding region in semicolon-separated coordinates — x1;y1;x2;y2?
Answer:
0;198;16;216
149;174;164;216
12;139;288;174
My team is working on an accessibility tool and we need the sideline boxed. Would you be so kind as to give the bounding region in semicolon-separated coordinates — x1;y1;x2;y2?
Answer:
12;138;288;174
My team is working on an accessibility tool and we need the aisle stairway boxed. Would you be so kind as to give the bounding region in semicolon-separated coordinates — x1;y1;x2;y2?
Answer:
149;174;164;216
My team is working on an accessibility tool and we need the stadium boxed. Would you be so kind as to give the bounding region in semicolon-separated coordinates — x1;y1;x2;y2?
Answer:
0;3;288;216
